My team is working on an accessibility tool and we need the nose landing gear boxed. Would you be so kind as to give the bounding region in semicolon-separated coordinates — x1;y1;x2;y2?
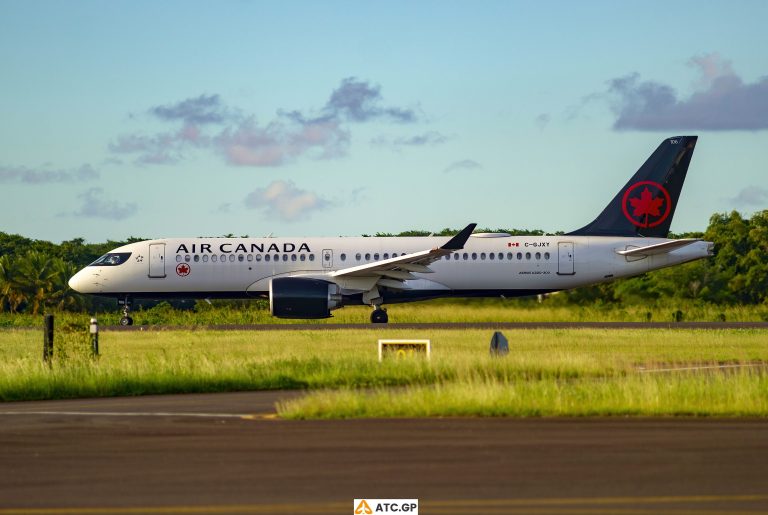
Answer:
118;297;134;326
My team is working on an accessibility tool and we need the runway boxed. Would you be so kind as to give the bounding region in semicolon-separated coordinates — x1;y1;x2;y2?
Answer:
102;321;768;331
1;392;767;514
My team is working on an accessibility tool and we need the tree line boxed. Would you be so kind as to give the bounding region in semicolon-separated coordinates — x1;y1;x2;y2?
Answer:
0;210;765;314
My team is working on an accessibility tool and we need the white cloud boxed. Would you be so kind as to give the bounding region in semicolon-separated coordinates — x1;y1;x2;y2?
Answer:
444;159;482;173
730;186;768;207
0;164;98;183
605;53;768;131
70;188;137;220
244;180;331;221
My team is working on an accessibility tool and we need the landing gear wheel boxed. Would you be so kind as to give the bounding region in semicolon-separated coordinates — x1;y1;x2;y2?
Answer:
119;296;134;326
370;308;388;324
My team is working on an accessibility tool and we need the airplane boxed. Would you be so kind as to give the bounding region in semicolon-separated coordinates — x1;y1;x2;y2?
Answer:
68;136;713;325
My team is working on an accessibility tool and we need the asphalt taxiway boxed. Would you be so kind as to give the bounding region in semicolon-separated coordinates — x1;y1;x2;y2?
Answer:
1;391;767;514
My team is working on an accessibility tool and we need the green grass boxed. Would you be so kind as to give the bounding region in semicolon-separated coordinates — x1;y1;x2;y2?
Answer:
278;369;768;419
277;372;768;419
1;298;767;327
1;328;767;418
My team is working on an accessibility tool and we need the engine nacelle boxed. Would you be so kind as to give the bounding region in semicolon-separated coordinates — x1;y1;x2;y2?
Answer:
269;277;343;319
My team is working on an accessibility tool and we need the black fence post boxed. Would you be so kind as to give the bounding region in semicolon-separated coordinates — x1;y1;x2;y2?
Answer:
43;314;54;365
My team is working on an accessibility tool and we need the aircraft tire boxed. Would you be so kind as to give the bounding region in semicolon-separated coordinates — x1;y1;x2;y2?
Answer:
120;316;134;326
371;309;388;324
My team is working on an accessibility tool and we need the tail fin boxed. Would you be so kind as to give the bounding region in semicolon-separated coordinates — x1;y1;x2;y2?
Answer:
567;136;698;238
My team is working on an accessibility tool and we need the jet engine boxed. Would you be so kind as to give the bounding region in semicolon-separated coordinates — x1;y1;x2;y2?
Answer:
269;277;343;319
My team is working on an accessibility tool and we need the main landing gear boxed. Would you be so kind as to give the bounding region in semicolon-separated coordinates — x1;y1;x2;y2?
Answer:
118;296;134;326
370;306;388;324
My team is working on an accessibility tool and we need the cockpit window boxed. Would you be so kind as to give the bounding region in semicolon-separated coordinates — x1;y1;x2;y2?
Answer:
89;252;132;266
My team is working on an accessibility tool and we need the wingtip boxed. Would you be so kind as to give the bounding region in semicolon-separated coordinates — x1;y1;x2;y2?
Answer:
441;223;477;250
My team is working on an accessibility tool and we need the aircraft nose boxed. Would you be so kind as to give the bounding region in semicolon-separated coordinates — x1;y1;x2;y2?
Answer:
68;270;91;293
68;271;82;292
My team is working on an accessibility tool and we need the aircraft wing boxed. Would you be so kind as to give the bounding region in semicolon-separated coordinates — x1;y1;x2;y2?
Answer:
616;238;701;257
330;223;476;288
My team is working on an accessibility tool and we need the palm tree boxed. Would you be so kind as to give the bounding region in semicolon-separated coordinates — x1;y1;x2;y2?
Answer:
16;251;60;315
0;254;26;312
47;259;87;311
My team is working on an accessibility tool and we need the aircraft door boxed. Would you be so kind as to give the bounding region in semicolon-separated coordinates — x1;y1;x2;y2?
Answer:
322;249;333;268
148;243;166;278
557;242;574;275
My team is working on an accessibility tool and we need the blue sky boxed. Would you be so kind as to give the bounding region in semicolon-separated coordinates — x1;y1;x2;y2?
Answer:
1;0;766;242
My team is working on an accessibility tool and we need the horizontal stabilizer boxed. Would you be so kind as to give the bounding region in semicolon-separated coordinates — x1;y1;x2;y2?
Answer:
616;239;700;257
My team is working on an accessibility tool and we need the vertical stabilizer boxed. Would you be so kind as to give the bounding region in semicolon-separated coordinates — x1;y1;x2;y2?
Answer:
567;136;697;238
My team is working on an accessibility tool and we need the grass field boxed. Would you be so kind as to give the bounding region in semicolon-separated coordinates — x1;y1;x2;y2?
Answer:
1;327;766;417
1;299;767;327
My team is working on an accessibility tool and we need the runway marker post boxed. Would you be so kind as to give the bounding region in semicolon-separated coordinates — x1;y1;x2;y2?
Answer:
43;314;54;365
90;318;99;358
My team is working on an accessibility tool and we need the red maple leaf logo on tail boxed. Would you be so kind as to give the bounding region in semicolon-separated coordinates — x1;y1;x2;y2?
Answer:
629;187;664;218
621;181;672;228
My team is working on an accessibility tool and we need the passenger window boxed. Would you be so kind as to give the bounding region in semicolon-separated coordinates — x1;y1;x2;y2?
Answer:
229;255;235;262
340;253;346;261
356;253;361;261
526;252;531;260
212;255;218;263
517;252;523;260
489;253;494;260
383;253;389;259
471;253;477;260
365;253;371;261
498;253;503;260
185;255;191;262
535;252;541;260
176;255;182;263
309;254;315;261
374;253;380;260
300;255;306;262
282;255;288;262
194;255;200;262
238;254;244;262
220;254;226;262
506;253;513;260
291;254;297;261
247;254;253;262
544;252;550;260
480;253;486;260
453;254;459;260
256;255;262;261
202;255;209;263
463;253;468;260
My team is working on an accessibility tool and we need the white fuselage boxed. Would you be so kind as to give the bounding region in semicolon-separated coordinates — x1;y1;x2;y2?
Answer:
68;234;712;302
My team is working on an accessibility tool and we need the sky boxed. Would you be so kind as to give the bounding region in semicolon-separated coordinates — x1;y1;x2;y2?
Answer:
1;0;767;243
